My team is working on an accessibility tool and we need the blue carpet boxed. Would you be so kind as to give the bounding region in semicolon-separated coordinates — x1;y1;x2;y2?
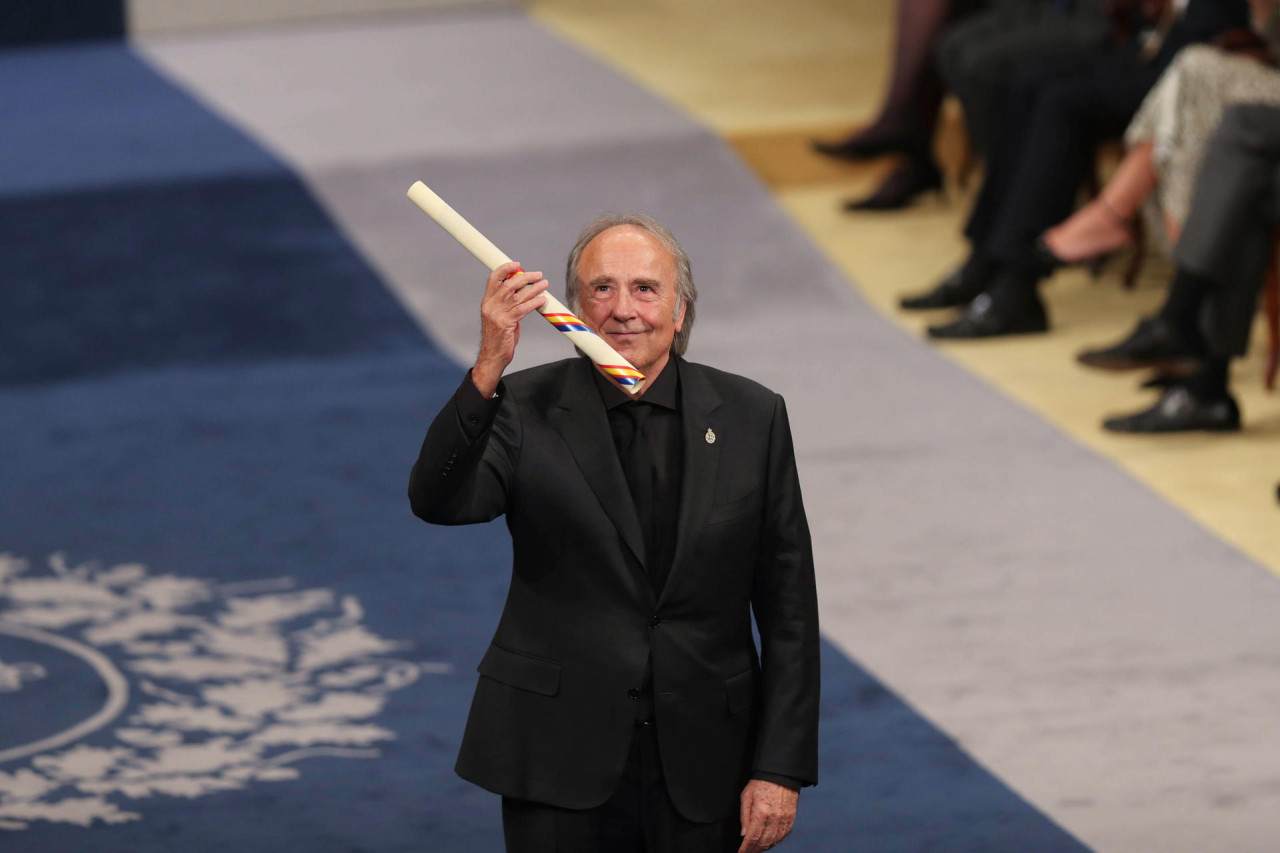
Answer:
0;42;277;199
0;41;1090;851
0;0;124;49
2;177;426;385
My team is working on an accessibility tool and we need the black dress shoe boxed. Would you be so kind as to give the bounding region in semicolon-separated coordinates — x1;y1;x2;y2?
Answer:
1138;371;1184;390
812;133;915;162
843;160;944;212
900;263;987;311
1102;386;1240;433
1076;316;1205;371
926;292;1049;339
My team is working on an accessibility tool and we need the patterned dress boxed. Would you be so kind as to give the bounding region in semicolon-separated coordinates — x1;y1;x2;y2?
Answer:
1126;32;1280;233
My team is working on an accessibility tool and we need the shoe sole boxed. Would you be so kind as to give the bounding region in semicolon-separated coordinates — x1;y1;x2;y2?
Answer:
1076;354;1203;373
1103;421;1241;434
899;296;977;311
927;320;1049;339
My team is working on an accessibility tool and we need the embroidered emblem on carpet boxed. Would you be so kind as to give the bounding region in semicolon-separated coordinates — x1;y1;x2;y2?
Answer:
0;553;437;831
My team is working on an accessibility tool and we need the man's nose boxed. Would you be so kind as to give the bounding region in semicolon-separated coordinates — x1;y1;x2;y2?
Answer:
611;289;636;320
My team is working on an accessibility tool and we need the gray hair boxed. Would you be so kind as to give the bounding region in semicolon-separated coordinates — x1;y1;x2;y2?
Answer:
564;212;697;356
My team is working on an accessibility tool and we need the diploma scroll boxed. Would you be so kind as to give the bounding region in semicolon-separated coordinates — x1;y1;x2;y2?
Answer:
406;181;646;394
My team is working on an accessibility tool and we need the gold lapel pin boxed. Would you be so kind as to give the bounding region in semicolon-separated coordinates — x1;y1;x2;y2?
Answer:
705;428;716;445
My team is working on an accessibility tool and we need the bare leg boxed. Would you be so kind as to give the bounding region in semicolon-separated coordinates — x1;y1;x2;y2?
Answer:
1164;210;1182;247
1042;140;1157;262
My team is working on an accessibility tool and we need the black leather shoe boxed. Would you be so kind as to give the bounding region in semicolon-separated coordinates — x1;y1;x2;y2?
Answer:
926;292;1049;339
1102;386;1240;433
1139;371;1184;390
813;133;914;162
900;264;987;311
1076;316;1205;371
843;160;944;212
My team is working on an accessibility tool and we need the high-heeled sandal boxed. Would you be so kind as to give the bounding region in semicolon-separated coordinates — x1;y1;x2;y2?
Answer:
1033;198;1135;276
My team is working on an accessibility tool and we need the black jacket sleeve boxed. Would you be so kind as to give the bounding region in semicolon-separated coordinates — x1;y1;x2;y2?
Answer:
408;370;520;525
749;394;821;786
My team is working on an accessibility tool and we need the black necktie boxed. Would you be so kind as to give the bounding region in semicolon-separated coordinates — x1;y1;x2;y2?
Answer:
621;403;656;577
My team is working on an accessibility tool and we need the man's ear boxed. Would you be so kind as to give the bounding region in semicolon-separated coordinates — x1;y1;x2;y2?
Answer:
675;300;687;333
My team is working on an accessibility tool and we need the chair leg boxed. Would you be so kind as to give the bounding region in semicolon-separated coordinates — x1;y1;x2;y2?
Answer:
1122;216;1145;289
956;139;977;191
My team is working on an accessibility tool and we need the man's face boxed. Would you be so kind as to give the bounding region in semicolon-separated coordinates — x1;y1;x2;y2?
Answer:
576;225;686;379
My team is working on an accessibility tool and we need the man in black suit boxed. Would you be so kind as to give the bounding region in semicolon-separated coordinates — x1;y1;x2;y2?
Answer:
409;214;820;852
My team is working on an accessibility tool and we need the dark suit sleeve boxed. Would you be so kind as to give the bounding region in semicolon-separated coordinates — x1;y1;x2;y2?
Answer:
750;771;803;791
1153;0;1250;68
408;370;520;525
750;394;821;787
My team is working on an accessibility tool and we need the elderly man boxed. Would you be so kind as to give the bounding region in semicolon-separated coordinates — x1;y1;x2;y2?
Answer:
409;213;820;852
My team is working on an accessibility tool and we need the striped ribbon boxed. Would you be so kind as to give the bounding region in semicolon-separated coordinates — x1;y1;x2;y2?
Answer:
542;312;595;335
598;364;645;387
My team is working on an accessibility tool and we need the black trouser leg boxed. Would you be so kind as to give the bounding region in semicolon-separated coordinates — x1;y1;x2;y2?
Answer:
962;54;1090;250
1174;104;1280;359
982;58;1150;274
1157;267;1214;350
501;725;740;853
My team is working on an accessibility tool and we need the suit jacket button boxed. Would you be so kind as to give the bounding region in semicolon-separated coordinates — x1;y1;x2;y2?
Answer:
627;688;641;700
649;616;661;628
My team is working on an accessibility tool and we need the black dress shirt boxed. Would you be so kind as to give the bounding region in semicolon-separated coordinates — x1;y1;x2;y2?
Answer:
592;356;682;595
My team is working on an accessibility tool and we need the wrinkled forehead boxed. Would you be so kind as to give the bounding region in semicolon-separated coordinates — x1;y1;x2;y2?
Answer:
579;225;678;281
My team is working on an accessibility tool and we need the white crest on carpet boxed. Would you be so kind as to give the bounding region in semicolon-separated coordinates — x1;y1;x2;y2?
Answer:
0;553;444;831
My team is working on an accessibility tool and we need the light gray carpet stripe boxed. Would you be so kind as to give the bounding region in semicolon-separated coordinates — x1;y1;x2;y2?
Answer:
141;12;1280;851
128;0;518;37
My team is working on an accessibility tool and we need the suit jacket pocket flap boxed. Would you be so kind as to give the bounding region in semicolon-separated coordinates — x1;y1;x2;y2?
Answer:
478;644;562;696
707;489;759;525
725;668;758;714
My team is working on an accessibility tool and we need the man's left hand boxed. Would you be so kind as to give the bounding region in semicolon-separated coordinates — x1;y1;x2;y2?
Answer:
738;779;798;853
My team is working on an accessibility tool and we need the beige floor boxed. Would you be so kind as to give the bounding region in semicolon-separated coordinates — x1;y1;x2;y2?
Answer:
531;0;1280;575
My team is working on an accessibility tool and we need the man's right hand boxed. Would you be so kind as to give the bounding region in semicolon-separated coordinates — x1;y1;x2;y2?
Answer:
472;262;549;397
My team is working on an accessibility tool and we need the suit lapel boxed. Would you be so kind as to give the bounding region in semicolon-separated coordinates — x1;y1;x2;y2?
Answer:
550;359;647;568
660;359;722;606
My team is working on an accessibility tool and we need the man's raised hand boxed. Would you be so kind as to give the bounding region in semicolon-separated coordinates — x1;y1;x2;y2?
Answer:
472;261;549;397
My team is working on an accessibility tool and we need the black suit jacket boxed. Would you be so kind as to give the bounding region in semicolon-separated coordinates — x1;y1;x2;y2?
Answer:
409;356;820;822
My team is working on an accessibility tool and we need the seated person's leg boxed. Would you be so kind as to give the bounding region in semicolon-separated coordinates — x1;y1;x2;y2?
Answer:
1040;141;1154;264
815;0;970;161
980;63;1145;277
927;64;1144;339
899;54;1091;313
936;7;1029;152
1076;268;1210;373
946;12;1110;151
1084;105;1280;432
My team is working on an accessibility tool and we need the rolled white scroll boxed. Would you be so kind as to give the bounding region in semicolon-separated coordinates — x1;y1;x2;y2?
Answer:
406;181;646;395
